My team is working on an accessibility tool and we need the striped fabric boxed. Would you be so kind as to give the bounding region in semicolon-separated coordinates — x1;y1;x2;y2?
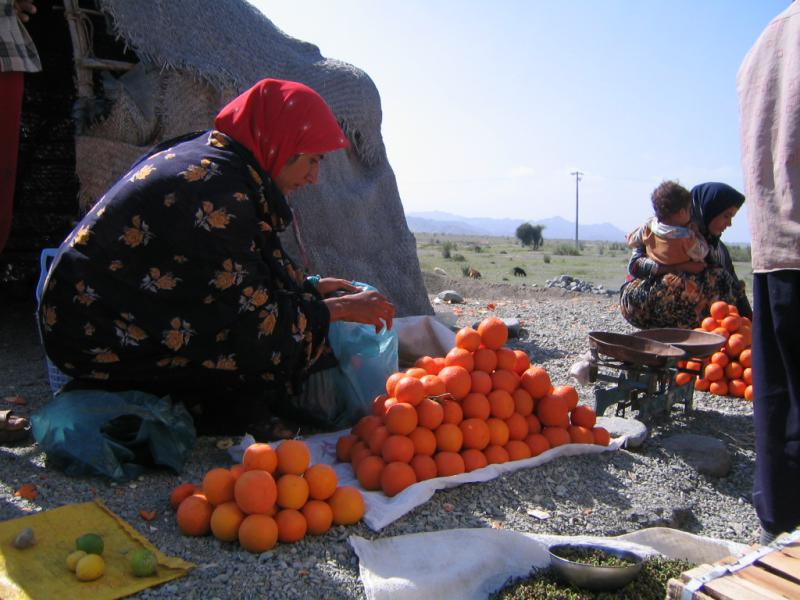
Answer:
0;0;41;73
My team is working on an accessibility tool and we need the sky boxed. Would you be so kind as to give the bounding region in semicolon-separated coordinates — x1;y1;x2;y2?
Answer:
253;1;789;243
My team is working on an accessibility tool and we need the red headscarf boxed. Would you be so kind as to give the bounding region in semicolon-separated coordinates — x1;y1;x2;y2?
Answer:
214;79;349;178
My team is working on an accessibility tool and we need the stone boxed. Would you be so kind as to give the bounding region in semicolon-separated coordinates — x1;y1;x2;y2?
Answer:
598;416;649;448
660;433;732;478
437;290;465;304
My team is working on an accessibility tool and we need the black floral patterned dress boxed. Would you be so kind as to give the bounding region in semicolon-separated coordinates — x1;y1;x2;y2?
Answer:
38;131;334;401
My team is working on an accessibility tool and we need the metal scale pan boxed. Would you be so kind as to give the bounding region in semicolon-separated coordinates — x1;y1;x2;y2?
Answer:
587;331;686;367
631;328;726;359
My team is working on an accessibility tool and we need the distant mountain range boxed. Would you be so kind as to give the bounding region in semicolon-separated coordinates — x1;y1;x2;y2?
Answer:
405;211;627;242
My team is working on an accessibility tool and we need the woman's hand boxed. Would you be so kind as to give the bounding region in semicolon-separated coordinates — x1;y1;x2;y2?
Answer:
316;277;360;297
324;289;395;333
14;1;37;22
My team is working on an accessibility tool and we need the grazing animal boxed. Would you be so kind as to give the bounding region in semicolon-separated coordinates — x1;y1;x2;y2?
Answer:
434;267;448;277
467;268;482;279
513;266;527;277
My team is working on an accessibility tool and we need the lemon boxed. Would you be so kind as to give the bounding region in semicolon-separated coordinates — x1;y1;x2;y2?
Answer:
66;550;87;572
75;554;105;581
129;548;157;577
75;533;104;555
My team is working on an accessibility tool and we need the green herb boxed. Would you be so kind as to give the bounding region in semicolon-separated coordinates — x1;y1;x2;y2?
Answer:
491;557;694;600
552;547;636;567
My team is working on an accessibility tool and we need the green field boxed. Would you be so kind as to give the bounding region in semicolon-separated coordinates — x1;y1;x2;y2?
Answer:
415;233;753;293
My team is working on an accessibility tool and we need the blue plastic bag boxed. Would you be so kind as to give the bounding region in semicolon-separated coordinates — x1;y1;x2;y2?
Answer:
31;389;196;481
327;282;399;427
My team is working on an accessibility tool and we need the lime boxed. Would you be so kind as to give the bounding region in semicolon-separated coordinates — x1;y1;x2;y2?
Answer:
66;550;87;572
129;548;157;577
75;533;104;555
75;554;105;581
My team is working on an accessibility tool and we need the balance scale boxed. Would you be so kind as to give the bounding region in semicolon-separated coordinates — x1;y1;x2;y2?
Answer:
587;329;726;422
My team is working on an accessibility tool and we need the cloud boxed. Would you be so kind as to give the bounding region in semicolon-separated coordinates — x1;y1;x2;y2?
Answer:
508;166;536;178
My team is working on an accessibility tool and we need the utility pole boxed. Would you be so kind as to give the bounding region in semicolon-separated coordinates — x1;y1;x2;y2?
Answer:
570;170;583;250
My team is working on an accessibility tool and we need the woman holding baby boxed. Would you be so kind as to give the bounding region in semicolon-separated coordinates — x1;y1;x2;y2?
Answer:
619;181;752;330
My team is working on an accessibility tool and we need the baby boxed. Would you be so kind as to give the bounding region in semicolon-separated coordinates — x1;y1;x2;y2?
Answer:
627;180;708;267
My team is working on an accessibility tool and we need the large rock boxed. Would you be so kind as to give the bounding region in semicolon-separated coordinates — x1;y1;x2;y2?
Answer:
660;434;732;478
598;416;649;448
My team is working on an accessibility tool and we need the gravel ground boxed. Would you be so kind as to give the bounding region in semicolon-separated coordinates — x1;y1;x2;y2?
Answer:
0;280;761;599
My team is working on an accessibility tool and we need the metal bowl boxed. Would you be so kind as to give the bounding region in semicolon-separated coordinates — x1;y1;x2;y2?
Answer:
548;543;644;592
632;328;726;359
588;331;686;367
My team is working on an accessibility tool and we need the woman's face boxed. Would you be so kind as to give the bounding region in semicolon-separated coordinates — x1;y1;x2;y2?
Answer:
274;153;324;195
708;206;739;236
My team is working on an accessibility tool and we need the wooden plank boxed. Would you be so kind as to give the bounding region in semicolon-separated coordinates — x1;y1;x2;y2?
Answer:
732;564;800;599
783;543;800;561
666;577;714;600
758;550;800;584
703;573;784;600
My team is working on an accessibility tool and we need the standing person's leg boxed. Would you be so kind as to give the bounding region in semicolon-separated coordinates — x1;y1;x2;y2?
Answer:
0;71;25;255
752;270;800;539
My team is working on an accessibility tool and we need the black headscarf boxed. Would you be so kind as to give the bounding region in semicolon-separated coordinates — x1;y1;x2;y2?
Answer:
690;182;745;248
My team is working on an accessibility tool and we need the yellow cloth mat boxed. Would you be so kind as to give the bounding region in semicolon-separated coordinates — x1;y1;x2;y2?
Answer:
0;499;193;600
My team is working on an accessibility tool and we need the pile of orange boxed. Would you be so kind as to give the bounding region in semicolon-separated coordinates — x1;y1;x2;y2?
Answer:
169;439;364;552
336;316;610;498
676;301;753;400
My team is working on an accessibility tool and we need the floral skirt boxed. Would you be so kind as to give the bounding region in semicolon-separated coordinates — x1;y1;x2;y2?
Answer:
619;267;749;330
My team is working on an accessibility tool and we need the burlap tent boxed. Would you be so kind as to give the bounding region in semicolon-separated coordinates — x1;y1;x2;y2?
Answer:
59;0;432;316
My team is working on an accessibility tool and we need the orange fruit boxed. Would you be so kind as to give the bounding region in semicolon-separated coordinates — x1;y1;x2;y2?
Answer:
382;397;399;414
704;363;724;382
434;451;466;477
238;514;278;552
408;426;437;456
505;440;532;461
304;464;337;500
372;394;388;416
568;425;595;445
367;425;390;455
381;462;417;496
592;427;611;446
525;433;550;456
469;370;493;395
710;352;729;367
674;372;693;386
505;413;529;441
462;392;491;420
460;418;491;450
414;355;437;373
170;483;198;510
242;443;278;474
536;394;569;428
410;454;438;481
512;350;531;375
709;379;729;396
405;367;428;379
738;326;752;346
461;448;489;472
725;361;743;380
202;468;236;506
445;347;475;372
439;365;471;400
473;348;498;373
336;434;359;463
745;385;754;401
712;326;731;340
521;367;552;399
435;423;464;452
729;379;746;398
491;369;520;394
695;377;710;392
328;486;365;525
726;334;747;358
275;508;307;543
385;372;405;397
420;374;447;397
571;405;596;429
276;440;310;475
416;397;445;430
488;389;515;419
512;388;534;417
477;317;508;349
727;304;739;315
484;444;510;464
382;434;415;463
385;402;418;435
709;301;729;320
722;315;741;332
739;348;752;368
701;317;718;332
394;376;426;407
486;418;510;446
743;367;752;385
525;414;542;435
551;385;579;411
542;427;571;448
354;415;382;442
230;464;246;480
495;348;517;371
234;470;277;515
455;327;482;352
210;501;245;542
276;473;309;510
176;493;213;536
441;399;464;425
686;360;703;372
356;455;386;490
350;444;373;471
302;500;334;535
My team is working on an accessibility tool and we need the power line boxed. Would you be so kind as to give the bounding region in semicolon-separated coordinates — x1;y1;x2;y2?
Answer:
570;170;583;249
